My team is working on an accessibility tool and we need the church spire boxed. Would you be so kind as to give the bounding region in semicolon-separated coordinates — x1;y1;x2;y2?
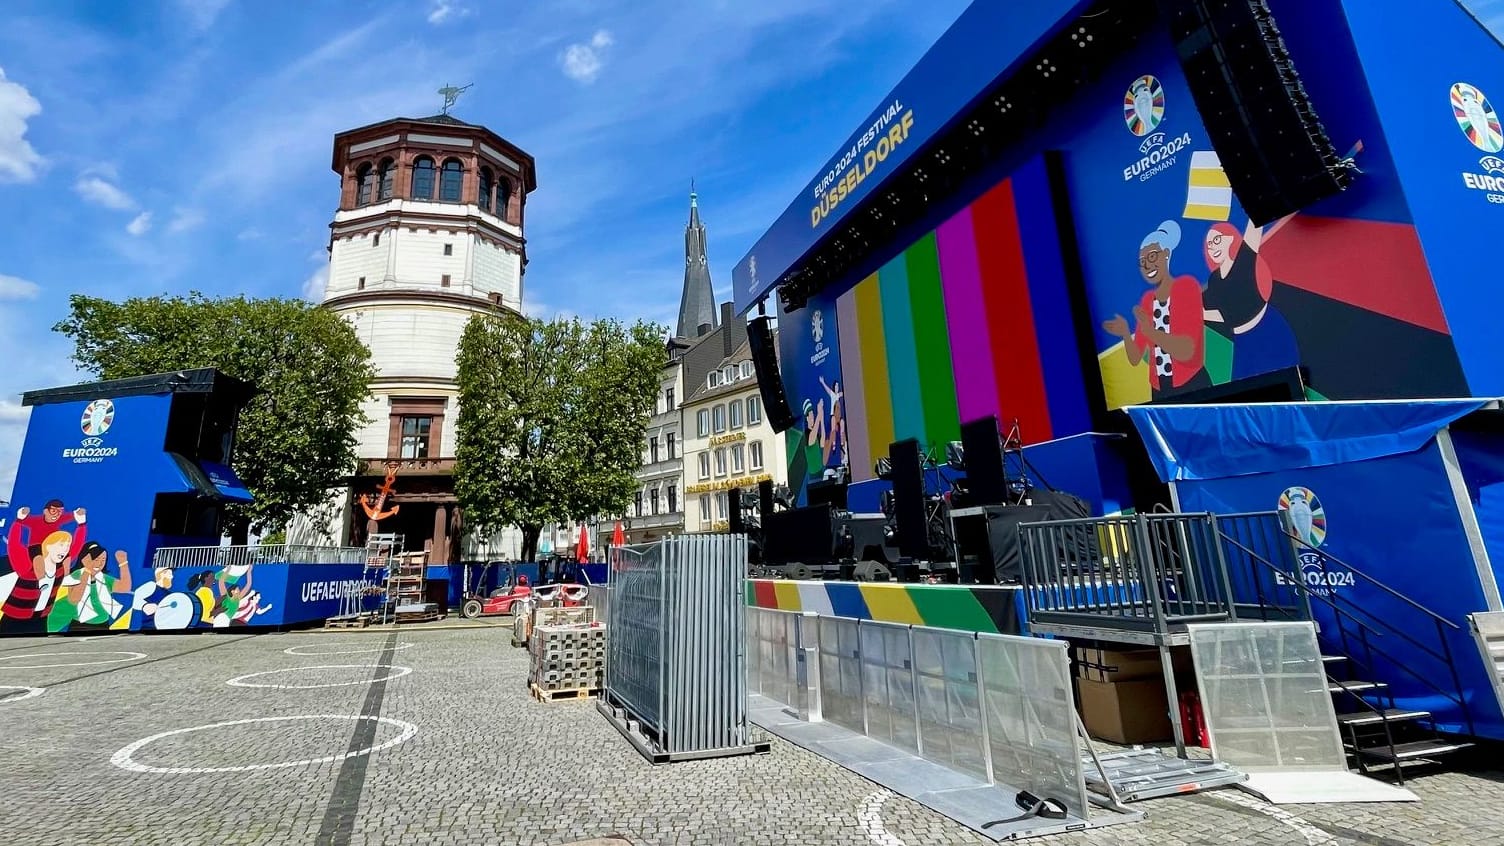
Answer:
676;181;717;338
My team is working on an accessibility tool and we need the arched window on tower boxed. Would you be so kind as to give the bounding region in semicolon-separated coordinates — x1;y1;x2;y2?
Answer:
439;158;463;203
478;166;494;213
411;156;436;200
376;158;394;201
497;177;513;221
354;162;373;206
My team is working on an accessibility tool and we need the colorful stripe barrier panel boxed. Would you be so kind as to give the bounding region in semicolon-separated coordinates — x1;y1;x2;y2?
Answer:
746;579;1023;635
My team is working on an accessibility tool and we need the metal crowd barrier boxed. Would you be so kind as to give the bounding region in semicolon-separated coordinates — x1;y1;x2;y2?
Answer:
151;543;367;569
747;606;1090;822
600;534;769;763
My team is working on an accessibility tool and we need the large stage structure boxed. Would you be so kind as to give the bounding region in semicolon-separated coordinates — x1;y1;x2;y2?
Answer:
733;0;1504;763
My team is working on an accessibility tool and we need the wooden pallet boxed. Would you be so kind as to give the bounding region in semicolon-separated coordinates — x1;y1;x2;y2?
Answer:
530;683;601;703
395;612;443;624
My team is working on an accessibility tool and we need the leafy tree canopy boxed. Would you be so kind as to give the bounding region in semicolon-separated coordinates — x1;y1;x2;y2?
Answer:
455;312;664;560
54;292;376;541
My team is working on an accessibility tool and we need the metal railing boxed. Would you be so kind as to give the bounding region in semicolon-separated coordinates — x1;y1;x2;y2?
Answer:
1019;512;1253;635
603;534;757;759
151;544;367;569
748;606;1089;822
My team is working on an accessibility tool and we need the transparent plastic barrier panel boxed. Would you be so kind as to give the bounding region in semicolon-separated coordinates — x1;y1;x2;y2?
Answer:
1188;621;1345;772
977;633;1088;820
913;627;987;781
819;616;864;735
859;621;918;753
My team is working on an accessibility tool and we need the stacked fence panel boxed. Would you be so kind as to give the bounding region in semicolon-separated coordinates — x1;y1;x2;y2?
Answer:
604;534;753;758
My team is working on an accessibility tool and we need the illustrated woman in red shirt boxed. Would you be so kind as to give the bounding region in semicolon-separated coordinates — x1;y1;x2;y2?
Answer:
1102;220;1209;400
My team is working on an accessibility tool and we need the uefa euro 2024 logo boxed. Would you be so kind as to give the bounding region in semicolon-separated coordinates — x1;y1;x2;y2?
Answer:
1276;486;1353;596
811;309;824;347
1453;82;1504;154
81;399;115;437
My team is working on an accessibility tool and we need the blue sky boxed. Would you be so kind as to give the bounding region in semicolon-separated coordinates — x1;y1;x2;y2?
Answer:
0;0;975;497
0;1;1501;501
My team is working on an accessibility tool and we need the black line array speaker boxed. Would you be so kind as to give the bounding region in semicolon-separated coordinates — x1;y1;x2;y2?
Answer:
888;438;929;560
747;316;797;433
1155;0;1352;224
959;416;1007;506
758;478;775;528
728;487;745;534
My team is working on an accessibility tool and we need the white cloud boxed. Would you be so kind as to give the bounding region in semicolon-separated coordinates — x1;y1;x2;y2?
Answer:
0;274;40;301
179;0;233;33
560;30;615;84
75;174;136;210
168;207;206;233
0;67;44;183
126;211;153;236
427;0;469;25
302;264;329;301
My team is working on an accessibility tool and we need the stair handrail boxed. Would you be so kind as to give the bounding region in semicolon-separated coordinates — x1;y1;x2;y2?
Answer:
1214;524;1474;735
1281;527;1460;631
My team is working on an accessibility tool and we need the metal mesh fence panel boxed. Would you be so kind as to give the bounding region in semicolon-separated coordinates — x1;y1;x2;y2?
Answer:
604;534;752;756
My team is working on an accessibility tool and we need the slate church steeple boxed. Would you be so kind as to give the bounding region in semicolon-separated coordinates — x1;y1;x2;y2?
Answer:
676;183;718;338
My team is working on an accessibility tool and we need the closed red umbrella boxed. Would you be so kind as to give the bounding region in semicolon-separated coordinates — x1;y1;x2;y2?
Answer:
577;523;589;563
611;521;626;572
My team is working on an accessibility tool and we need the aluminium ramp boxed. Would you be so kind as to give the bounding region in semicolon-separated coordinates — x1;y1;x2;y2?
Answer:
751;694;1141;841
1082;748;1245;803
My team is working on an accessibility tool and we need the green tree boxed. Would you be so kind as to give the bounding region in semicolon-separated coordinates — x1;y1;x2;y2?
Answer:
54;292;376;543
455;312;665;561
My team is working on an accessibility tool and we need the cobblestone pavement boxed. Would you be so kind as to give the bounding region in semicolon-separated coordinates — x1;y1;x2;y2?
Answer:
1;628;1501;845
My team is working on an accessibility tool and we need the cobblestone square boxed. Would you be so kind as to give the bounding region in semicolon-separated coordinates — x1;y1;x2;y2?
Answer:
0;628;1500;845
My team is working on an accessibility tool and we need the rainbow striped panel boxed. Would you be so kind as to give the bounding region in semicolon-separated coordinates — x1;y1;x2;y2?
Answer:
746;579;1021;635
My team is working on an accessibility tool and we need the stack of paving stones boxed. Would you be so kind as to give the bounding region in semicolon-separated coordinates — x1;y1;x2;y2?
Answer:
528;609;606;700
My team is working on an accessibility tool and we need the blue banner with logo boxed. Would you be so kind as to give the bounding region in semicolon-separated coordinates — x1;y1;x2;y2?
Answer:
133;563;373;630
779;289;848;505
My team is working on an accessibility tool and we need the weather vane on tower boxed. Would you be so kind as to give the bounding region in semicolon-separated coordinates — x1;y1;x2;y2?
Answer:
438;83;473;115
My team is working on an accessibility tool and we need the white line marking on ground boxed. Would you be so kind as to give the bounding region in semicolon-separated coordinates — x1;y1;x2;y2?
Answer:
226;664;413;689
858;790;906;846
283;642;414;657
1211;789;1334;844
0;650;147;669
0;685;46;703
110;714;419;774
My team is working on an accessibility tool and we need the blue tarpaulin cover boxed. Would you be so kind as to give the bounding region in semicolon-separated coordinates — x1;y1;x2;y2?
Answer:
1125;400;1490;482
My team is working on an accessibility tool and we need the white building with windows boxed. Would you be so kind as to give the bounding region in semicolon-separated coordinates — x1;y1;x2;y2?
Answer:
289;111;535;562
621;355;687;545
682;338;788;533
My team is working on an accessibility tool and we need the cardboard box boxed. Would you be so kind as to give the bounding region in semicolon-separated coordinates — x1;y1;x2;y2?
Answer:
1077;677;1172;745
1073;646;1191;683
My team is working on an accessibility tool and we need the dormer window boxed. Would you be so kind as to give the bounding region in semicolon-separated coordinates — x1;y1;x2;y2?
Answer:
707;371;720;388
722;365;735;383
740;361;753;379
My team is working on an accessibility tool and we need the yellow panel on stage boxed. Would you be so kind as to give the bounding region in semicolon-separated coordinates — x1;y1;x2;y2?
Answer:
1183;151;1233;221
1098;343;1151;410
772;580;803;611
857;584;925;625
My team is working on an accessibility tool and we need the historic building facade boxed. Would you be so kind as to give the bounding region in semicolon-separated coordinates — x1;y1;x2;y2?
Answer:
292;112;536;561
681;335;788;533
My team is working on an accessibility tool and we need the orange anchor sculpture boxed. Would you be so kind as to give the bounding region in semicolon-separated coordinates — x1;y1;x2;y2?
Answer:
360;466;401;522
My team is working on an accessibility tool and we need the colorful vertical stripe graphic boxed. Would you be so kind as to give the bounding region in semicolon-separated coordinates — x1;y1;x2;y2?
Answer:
820;154;1087;482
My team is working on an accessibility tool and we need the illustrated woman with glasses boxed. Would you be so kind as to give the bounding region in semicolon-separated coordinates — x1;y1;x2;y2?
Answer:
1201;218;1300;381
1102;220;1210;400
